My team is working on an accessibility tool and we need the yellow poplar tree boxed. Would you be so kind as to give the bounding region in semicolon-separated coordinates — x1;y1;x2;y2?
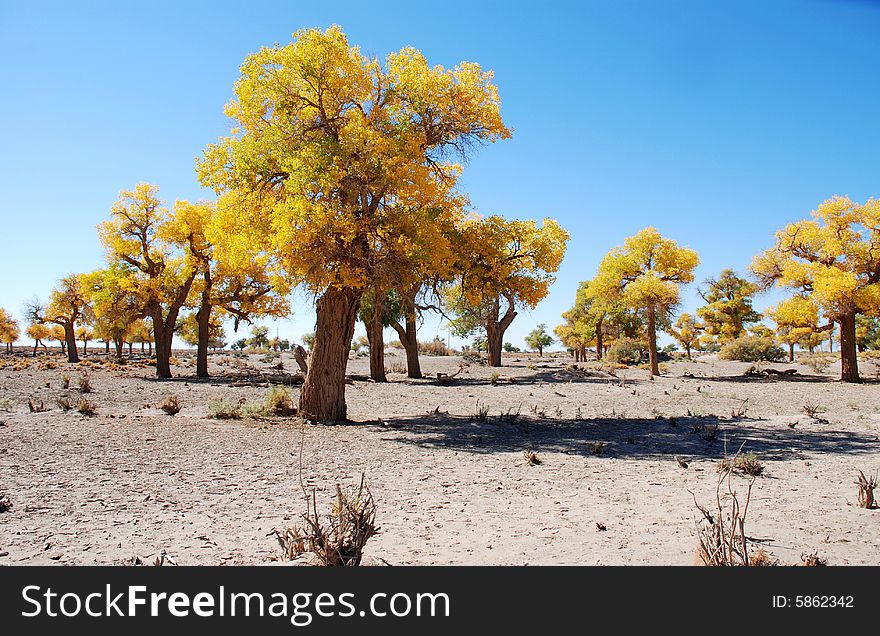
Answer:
767;296;827;361
696;269;761;346
26;274;91;363
0;308;20;354
593;227;699;376
98;184;200;378
197;26;510;420
446;216;569;367
670;312;701;359
752;196;880;382
26;323;51;356
84;265;144;360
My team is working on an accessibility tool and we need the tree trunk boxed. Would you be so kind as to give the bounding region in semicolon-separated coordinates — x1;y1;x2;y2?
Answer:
788;343;795;363
646;305;659;376
196;301;212;378
104;340;110;353
392;314;422;379
32;340;38;357
486;297;517;368
366;292;386;383
60;340;66;354
596;318;604;361
114;338;124;360
151;310;173;379
686;344;692;360
298;287;360;421
128;342;132;355
839;312;859;383
82;340;88;356
63;323;79;363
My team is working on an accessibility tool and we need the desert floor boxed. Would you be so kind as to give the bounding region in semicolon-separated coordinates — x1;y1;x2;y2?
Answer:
1;349;878;566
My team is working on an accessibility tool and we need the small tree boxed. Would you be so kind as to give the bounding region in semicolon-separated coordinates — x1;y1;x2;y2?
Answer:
447;217;568;367
26;275;91;363
525;324;554;356
670;313;701;359
752;196;880;382
26;323;51;356
248;325;269;350
594;228;699;376
0;308;20;354
696;270;761;346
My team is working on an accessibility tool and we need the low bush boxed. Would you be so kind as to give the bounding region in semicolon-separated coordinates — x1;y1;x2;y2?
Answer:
718;336;785;362
605;338;647;365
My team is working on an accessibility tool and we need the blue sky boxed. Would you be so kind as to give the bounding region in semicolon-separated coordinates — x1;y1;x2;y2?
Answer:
1;0;878;349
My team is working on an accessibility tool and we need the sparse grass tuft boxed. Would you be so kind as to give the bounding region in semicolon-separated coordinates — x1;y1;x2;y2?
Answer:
265;386;296;416
56;395;74;412
208;396;242;420
692;420;719;442
27;398;48;413
0;398;14;412
589;441;605;456
61;373;70;389
473;401;489;423
719;452;764;477
749;548;778;567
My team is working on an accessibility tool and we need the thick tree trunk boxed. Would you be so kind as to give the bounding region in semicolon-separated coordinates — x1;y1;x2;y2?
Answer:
114;338;124;360
298;287;360;421
646;305;659;376
63;323;79;363
788;343;795;362
104;340;110;354
839;312;859;383
486;297;517;368
196;301;212;378
366;292;386;383
151;310;173;379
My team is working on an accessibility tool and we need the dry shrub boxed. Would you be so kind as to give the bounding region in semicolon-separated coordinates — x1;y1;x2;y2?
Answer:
159;395;182;416
692;451;756;566
56;395;74;412
856;470;877;509
489;371;501;386
693;420;719;442
719;452;764;477
265;387;296;416
749;548;778;567
801;552;828;566
718;336;785;362
0;398;13;412
153;551;177;566
27;398;48;413
802;399;826;419
385;361;406;375
76;398;97;416
418;337;451;356
61;373;70;389
523;449;541;466
77;370;93;393
589;441;605;456
0;494;12;513
276;475;379;566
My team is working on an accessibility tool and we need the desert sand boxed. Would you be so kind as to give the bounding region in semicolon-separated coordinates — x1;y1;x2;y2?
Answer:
1;350;878;566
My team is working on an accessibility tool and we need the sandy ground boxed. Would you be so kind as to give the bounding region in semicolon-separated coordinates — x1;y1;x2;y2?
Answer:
1;349;879;566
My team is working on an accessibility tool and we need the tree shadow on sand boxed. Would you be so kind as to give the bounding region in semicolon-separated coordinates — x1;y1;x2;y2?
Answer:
368;412;879;464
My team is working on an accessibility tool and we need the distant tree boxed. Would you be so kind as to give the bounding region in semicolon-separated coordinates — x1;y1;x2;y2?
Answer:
26;323;51;356
248;325;270;349
446;217;568;367
503;342;521;353
233;338;248;351
471;335;488;352
278;339;290;352
767;296;826;361
525;323;554;356
696;269;761;347
0;308;20;354
26;274;91;363
669;313;701;359
856;315;880;351
593;228;699;376
49;324;67;354
301;332;316;351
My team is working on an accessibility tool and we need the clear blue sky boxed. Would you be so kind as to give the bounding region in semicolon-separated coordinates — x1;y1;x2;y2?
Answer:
1;0;878;350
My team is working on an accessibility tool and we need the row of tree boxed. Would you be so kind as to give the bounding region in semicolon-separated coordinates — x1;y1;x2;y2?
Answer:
556;196;880;382
1;27;569;422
